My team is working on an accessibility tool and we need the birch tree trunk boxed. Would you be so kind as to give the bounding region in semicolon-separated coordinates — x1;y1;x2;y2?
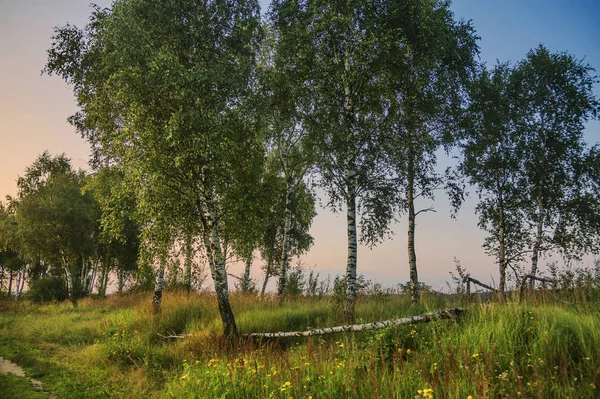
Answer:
261;259;272;296
118;269;125;293
88;259;98;295
0;266;5;293
343;46;359;324
277;179;293;298
407;147;419;304
97;252;109;297
17;270;26;298
199;201;238;338
242;256;252;292
496;172;507;294
102;264;110;295
152;257;166;314
64;262;77;308
498;221;507;294
80;256;89;296
8;270;13;296
344;168;358;324
184;233;193;294
15;271;21;298
530;197;544;289
98;257;109;297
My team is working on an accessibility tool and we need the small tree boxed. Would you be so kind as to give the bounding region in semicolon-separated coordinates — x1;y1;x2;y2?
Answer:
86;166;140;296
11;152;99;306
461;63;528;293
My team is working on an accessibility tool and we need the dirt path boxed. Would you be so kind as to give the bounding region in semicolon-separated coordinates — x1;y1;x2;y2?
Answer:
0;356;47;393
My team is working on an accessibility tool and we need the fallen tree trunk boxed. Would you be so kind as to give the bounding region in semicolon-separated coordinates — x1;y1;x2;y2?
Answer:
519;274;556;303
466;277;498;295
247;308;465;338
521;274;555;285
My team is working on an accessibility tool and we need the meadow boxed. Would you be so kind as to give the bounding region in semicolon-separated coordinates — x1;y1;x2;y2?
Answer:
0;282;598;399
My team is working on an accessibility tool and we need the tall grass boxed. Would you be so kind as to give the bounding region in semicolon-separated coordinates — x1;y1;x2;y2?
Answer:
0;288;598;398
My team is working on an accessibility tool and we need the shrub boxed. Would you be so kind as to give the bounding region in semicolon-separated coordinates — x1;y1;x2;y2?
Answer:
26;276;67;303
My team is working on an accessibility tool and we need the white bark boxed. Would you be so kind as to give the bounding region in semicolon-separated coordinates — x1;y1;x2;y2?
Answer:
277;180;293;297
407;147;419;303
530;197;544;289
242;256;252;292
343;45;358;323
248;308;465;338
344;168;358;323
152;259;166;314
64;265;76;307
199;199;237;337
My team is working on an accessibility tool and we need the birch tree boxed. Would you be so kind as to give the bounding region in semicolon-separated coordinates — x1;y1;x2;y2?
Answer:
382;0;478;303
513;46;600;285
86;166;140;296
270;0;400;323
258;164;315;296
258;24;316;298
461;63;527;293
45;0;263;336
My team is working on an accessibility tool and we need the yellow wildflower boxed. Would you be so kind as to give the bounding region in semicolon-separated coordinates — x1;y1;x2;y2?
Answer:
280;381;293;392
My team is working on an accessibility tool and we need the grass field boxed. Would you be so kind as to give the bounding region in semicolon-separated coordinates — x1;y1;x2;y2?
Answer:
0;286;598;398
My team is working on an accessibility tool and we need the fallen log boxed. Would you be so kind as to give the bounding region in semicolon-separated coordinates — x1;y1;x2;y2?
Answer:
519;274;556;303
246;307;465;338
521;274;555;285
466;277;498;294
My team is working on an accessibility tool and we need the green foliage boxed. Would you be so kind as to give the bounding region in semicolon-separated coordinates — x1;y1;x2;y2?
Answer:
102;326;144;367
45;0;268;336
26;276;67;303
462;46;600;290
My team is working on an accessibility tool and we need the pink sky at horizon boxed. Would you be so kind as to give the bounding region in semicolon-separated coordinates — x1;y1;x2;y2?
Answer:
1;0;598;292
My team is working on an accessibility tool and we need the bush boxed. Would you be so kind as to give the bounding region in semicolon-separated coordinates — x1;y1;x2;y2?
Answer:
26;277;67;303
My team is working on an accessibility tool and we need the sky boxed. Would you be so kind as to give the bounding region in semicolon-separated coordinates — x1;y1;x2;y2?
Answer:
0;0;599;291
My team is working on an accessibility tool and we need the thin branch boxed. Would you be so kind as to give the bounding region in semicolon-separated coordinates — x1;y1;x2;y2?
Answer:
414;206;436;217
227;272;242;281
157;333;192;340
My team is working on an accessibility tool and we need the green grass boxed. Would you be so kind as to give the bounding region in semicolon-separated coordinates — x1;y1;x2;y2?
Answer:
0;373;48;399
0;289;598;398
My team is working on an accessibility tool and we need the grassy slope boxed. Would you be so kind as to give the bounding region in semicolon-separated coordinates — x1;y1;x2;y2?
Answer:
0;290;598;398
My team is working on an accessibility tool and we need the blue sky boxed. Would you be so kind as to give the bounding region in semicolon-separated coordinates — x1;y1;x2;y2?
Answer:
0;0;598;290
